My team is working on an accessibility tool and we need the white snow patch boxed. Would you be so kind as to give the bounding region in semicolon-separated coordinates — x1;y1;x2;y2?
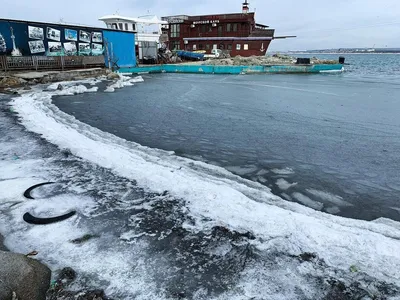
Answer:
104;87;115;93
276;178;298;190
105;75;144;92
0;178;41;202
52;85;98;96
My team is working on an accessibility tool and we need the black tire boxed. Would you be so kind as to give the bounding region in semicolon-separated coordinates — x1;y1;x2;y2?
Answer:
23;211;76;225
23;182;55;199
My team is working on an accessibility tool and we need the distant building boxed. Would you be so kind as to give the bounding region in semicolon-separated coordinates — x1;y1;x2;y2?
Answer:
162;1;294;57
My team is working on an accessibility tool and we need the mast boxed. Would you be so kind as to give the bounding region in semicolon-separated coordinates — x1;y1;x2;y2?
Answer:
242;0;250;14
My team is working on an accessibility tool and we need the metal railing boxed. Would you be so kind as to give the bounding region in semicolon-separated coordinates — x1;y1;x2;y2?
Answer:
0;55;105;72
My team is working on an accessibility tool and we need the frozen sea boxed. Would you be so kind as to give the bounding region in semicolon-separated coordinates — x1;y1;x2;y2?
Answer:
1;54;400;299
54;54;400;222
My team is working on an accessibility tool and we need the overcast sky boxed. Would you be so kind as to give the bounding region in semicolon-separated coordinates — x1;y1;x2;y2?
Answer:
1;0;399;50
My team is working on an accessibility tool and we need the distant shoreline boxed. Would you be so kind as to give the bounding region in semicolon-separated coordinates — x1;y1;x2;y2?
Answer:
285;52;400;55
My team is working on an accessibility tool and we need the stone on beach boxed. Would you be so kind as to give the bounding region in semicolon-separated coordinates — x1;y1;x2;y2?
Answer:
0;250;51;300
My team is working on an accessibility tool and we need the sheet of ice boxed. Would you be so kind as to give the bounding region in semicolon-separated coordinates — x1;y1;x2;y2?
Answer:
292;192;324;211
306;188;353;207
325;206;341;214
7;88;400;296
276;178;298;190
257;176;268;183
271;167;295;175
225;165;258;176
281;193;292;201
256;169;269;176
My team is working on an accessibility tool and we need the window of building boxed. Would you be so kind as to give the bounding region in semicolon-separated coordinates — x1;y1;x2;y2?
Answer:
244;44;249;50
236;44;241;50
171;41;180;50
171;24;180;38
124;23;129;31
206;44;211;50
218;25;223;37
199;44;203;50
227;23;232;32
132;24;136;31
193;44;197;51
118;23;123;30
201;25;206;33
219;43;225;50
227;44;232;50
233;23;238;32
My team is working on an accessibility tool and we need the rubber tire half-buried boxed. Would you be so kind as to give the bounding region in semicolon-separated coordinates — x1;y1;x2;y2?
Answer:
23;211;76;225
23;182;55;199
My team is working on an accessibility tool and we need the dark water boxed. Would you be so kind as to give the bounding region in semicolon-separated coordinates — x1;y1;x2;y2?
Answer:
53;54;400;222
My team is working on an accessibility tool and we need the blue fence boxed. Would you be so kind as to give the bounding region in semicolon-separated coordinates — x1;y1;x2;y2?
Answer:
0;19;105;57
103;30;136;68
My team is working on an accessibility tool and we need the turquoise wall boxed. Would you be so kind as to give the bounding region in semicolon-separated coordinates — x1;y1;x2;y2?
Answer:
119;64;344;75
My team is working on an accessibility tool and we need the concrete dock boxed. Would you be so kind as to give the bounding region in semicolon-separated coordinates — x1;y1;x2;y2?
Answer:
119;63;344;75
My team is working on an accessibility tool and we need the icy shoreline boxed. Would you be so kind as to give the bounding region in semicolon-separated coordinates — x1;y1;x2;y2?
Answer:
1;78;400;299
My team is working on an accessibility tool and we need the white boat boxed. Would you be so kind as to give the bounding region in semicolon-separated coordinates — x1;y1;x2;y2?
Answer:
99;14;168;45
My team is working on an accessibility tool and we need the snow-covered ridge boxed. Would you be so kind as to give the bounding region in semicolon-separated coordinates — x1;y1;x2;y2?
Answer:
10;80;400;289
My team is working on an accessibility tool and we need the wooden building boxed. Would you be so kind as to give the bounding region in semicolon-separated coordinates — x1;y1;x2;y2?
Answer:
161;1;292;57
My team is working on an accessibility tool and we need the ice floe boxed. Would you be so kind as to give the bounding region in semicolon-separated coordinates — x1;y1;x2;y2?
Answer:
104;74;144;92
307;188;353;207
276;178;298;190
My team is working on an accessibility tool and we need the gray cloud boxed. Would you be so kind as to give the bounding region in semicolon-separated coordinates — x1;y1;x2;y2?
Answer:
1;0;399;50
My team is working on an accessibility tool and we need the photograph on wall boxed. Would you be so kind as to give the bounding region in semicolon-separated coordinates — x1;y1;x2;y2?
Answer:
47;41;63;56
91;43;103;55
0;33;6;53
79;30;90;43
91;32;102;43
47;27;61;41
79;43;91;55
28;26;44;40
63;42;77;55
28;40;45;54
65;29;77;41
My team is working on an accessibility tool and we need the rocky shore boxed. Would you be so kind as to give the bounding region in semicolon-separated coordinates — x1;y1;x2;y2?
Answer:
202;54;339;66
0;68;110;92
